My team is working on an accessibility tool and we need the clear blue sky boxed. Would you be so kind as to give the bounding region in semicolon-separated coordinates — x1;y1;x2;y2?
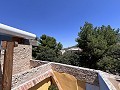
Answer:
0;0;120;48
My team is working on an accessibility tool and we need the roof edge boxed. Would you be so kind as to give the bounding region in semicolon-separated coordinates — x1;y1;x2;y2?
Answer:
0;23;36;39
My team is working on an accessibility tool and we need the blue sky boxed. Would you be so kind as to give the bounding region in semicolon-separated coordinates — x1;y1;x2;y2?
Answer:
0;0;120;48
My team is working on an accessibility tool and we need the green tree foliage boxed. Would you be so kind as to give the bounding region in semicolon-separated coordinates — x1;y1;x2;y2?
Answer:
48;84;58;90
32;23;120;74
56;51;80;66
33;34;63;61
76;22;120;74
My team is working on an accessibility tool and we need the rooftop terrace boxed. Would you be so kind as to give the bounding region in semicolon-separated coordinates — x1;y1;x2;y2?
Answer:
11;60;119;90
0;24;119;90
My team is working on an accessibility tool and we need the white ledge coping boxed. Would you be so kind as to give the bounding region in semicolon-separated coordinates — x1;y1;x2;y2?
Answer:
0;23;36;39
97;70;117;90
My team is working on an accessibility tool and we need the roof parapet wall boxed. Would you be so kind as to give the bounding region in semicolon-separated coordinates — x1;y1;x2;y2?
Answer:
12;62;51;89
50;62;99;86
12;60;99;90
12;60;118;90
97;70;117;90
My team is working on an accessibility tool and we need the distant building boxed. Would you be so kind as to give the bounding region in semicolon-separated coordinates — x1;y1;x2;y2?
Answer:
60;46;82;54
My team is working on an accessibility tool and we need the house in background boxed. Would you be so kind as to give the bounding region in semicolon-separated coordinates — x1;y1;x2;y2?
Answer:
60;46;82;54
0;24;119;90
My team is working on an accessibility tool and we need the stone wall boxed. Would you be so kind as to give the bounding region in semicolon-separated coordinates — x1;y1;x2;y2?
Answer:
30;60;49;68
12;63;52;89
8;60;116;90
12;60;99;90
51;62;99;86
30;60;99;86
0;44;32;74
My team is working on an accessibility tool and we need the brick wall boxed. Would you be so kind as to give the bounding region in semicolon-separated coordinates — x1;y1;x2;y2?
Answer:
0;44;32;74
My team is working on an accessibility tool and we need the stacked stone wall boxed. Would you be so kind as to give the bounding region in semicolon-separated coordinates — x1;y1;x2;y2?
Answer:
51;62;99;86
12;63;51;89
30;60;49;68
12;60;99;90
0;44;32;74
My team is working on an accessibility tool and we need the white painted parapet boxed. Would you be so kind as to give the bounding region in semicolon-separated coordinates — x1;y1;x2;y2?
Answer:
97;70;116;90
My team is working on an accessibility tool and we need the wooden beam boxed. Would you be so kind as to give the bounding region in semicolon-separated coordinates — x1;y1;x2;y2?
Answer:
12;37;24;44
2;41;14;90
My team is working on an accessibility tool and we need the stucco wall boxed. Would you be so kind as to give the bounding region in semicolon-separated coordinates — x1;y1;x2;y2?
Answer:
0;44;32;74
53;71;86;90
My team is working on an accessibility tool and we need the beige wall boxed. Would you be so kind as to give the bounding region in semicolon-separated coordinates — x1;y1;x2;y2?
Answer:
53;71;86;90
0;44;32;74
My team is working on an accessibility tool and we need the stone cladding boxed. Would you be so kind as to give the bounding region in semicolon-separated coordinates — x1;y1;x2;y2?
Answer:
0;44;32;74
12;60;99;90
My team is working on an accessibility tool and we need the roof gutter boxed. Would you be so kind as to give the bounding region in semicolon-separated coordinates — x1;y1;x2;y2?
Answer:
0;23;36;39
